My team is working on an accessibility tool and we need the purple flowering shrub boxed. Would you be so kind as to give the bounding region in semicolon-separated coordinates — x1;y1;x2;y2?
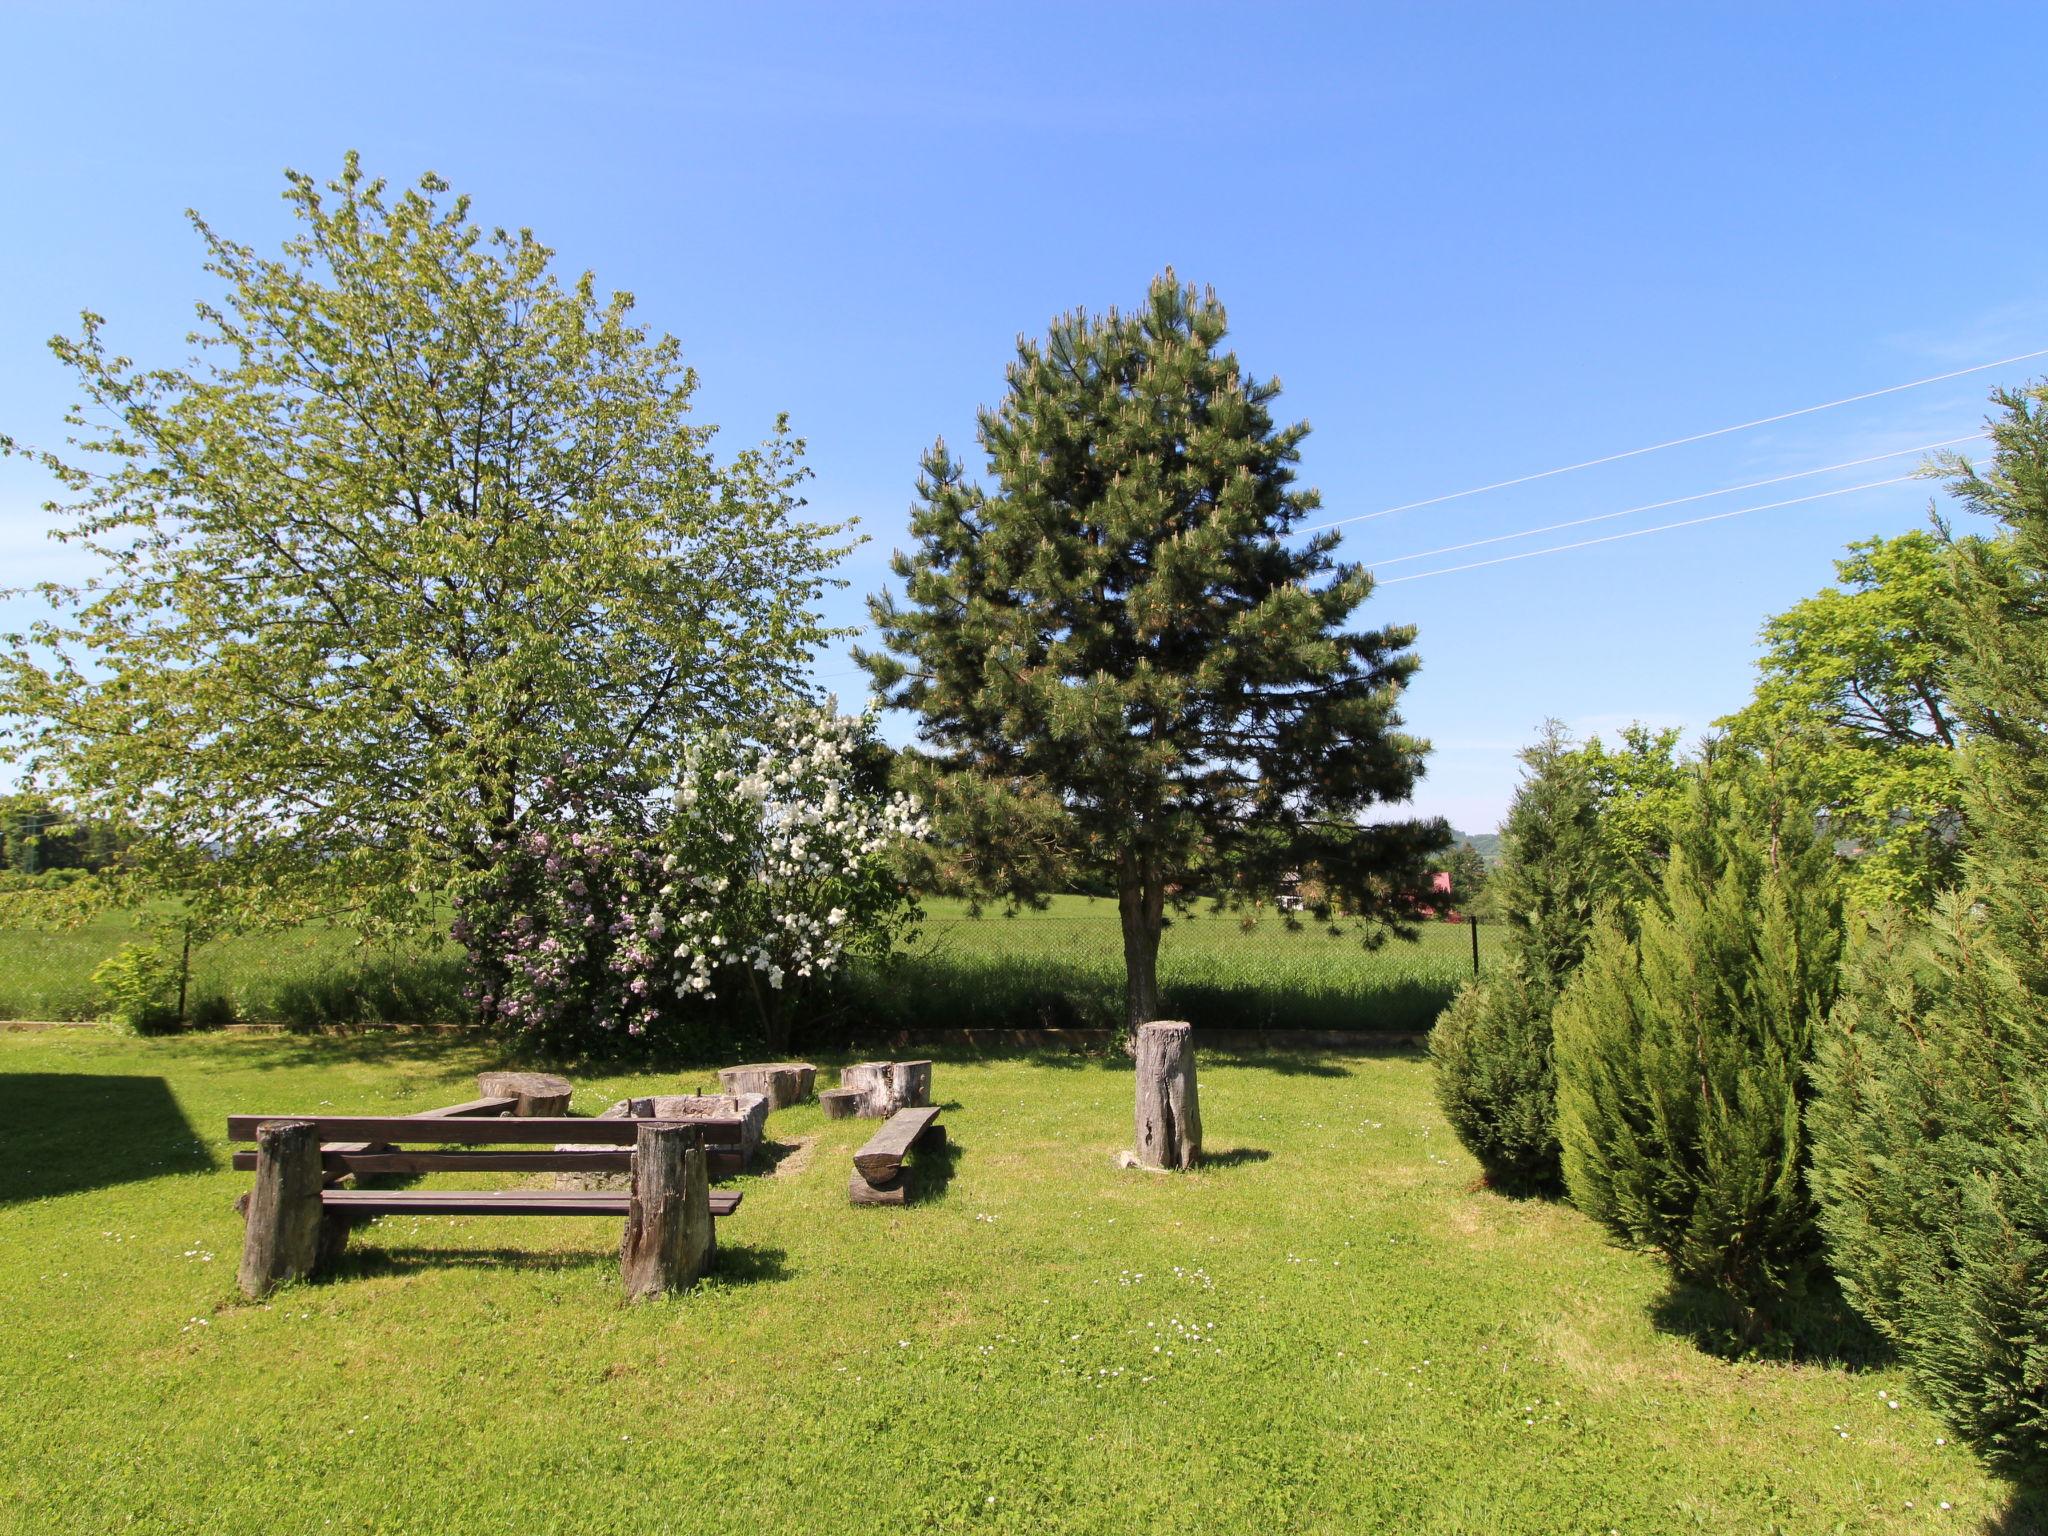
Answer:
457;708;925;1054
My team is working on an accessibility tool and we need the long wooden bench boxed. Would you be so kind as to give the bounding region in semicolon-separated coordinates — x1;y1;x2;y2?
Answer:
230;1112;749;1181
849;1104;944;1206
231;1114;741;1301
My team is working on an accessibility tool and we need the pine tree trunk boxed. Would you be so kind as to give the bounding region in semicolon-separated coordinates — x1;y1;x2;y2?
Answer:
1119;869;1165;1031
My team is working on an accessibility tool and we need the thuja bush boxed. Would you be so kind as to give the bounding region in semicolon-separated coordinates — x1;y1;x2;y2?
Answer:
1553;751;1844;1343
458;708;926;1056
1808;386;2048;1477
1809;898;2047;1475
1432;723;1602;1194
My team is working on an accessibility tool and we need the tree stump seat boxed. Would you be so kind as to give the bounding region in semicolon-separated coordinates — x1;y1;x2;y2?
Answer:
716;1062;816;1109
838;1059;933;1118
848;1105;945;1206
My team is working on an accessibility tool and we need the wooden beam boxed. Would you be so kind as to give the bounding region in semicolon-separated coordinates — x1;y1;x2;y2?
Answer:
228;1115;741;1146
322;1188;741;1218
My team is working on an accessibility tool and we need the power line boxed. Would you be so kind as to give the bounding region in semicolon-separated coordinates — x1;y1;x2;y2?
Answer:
1365;432;1984;570
1376;473;1921;585
1298;345;2048;535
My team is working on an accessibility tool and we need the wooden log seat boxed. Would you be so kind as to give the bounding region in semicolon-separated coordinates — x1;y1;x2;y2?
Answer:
474;1071;574;1116
715;1062;816;1109
230;1115;741;1299
838;1060;933;1119
848;1105;945;1207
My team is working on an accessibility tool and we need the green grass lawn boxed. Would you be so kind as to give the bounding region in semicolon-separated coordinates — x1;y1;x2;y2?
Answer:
0;895;1498;1035
0;1027;2026;1535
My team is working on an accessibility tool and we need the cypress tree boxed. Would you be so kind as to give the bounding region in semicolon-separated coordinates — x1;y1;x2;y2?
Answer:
861;274;1445;1028
1554;749;1844;1342
1808;385;2048;1476
1431;722;1603;1193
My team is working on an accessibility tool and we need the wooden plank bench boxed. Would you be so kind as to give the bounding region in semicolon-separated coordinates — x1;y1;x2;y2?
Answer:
232;1114;741;1301
849;1104;945;1206
231;1113;748;1181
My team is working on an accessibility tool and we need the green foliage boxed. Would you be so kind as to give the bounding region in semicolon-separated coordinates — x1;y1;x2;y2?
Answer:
1554;750;1844;1341
1721;532;1966;908
1808;384;2048;1477
1809;898;2047;1477
1434;839;1489;911
89;939;181;1033
1574;724;1689;917
1430;966;1561;1193
1;154;846;947
1432;722;1604;1192
861;274;1445;1027
0;792;132;876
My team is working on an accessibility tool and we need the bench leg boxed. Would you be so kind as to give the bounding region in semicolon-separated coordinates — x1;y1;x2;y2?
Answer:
237;1119;331;1299
620;1125;714;1302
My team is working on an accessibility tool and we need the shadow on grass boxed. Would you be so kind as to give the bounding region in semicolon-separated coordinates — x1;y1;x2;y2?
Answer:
332;1244;613;1280
908;1133;962;1205
707;1243;790;1285
328;1241;791;1287
1197;1146;1273;1170
1650;1276;1893;1370
0;1073;213;1203
1991;1480;2048;1536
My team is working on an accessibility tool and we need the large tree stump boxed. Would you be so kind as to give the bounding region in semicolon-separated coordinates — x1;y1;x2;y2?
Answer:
839;1060;933;1118
476;1071;573;1116
716;1062;815;1109
619;1123;715;1302
237;1119;343;1298
1132;1021;1201;1171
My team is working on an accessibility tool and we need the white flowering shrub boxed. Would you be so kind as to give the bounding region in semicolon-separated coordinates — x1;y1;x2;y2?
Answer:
458;707;925;1054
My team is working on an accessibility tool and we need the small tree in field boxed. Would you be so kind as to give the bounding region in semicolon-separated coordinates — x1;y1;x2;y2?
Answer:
1808;386;2048;1477
1554;748;1844;1344
860;274;1445;1028
0;156;845;969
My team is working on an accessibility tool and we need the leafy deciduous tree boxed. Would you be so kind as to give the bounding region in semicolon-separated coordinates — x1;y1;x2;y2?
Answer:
1721;532;1967;907
0;156;846;948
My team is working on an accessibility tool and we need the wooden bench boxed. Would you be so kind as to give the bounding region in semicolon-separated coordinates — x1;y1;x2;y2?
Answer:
231;1114;742;1301
849;1104;945;1206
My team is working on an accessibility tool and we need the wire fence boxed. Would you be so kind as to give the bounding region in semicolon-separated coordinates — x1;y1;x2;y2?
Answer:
0;895;1501;1036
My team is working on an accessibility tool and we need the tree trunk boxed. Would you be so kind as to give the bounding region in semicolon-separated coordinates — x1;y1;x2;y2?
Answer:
1119;867;1166;1032
237;1119;343;1298
619;1124;715;1302
1132;1020;1201;1170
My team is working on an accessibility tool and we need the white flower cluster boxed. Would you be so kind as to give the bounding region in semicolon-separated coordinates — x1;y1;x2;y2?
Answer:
652;706;927;1005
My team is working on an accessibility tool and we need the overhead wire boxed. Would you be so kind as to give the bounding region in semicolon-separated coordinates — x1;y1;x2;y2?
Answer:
1375;473;1923;585
1296;345;2047;534
1363;432;1984;570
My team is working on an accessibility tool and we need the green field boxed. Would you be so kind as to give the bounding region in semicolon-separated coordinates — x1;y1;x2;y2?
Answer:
0;896;1501;1036
0;1026;2027;1534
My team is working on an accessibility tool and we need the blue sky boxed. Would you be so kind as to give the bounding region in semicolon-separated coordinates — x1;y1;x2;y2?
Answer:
4;2;2045;832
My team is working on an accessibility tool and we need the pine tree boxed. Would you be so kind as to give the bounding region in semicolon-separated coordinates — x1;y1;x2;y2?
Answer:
1431;723;1603;1193
1808;384;2048;1476
1554;749;1844;1342
860;275;1445;1028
